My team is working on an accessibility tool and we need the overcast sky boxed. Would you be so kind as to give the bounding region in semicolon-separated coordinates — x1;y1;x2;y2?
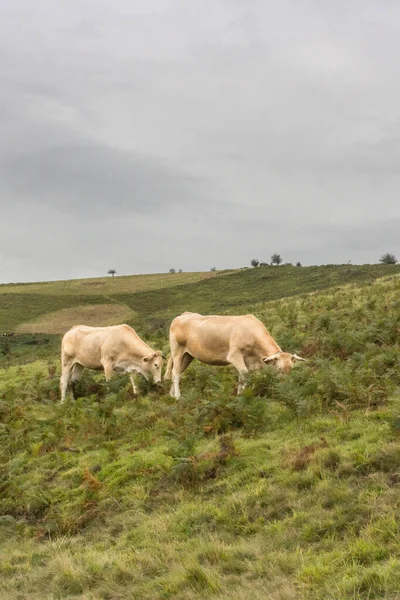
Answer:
1;0;399;282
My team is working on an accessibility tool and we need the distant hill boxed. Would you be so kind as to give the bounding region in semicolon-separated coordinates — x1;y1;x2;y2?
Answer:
0;263;399;334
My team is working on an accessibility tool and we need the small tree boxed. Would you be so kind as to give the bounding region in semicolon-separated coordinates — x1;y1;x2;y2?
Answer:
210;266;216;272
296;261;302;267
108;269;117;277
271;253;282;266
178;269;183;273
379;253;397;265
250;259;260;268
169;268;176;274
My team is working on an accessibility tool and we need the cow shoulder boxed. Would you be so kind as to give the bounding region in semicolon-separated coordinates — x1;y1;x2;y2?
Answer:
243;314;267;330
107;324;135;344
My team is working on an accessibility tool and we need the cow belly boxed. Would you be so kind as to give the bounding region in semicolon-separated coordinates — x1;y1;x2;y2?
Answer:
74;354;103;370
73;343;103;370
185;343;229;366
197;357;229;366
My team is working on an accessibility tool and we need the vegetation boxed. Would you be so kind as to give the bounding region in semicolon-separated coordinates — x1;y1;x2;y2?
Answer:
1;265;400;598
380;253;397;265
251;259;260;268
107;269;117;277
271;253;282;266
0;270;231;333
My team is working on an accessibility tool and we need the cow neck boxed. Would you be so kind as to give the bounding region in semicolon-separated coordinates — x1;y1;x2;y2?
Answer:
131;342;153;360
261;337;281;357
126;328;153;358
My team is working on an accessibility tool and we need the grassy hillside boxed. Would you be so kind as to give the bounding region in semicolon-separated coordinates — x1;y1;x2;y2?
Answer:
119;263;400;330
1;270;400;599
1;263;399;336
0;271;232;296
0;270;225;332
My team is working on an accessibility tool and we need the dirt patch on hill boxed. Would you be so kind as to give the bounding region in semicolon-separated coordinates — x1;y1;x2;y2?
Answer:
16;304;136;334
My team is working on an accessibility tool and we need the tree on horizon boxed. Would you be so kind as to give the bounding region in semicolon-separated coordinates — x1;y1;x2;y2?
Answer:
271;253;282;266
379;253;397;265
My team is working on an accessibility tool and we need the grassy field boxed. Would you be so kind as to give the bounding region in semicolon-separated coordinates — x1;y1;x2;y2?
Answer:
16;304;137;335
1;263;399;336
0;269;227;333
0;270;232;296
1;265;400;599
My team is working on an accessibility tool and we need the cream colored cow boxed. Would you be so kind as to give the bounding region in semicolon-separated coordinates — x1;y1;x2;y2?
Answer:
60;324;163;401
165;312;306;398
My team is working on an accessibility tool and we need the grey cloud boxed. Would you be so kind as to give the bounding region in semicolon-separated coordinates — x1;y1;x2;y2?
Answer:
1;142;208;216
0;0;400;282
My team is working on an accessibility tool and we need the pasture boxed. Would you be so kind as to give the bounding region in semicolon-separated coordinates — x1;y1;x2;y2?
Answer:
1;264;400;599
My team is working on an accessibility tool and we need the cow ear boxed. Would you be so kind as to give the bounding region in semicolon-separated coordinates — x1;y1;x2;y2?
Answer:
143;353;152;363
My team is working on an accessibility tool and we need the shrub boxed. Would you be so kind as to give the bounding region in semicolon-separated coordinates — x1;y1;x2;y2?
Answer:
271;253;282;265
379;253;397;265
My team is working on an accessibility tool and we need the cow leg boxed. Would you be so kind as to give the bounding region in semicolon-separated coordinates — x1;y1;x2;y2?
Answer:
164;356;173;380
171;351;193;399
129;374;138;396
71;363;84;382
101;359;114;382
60;361;75;402
227;352;249;394
171;351;182;398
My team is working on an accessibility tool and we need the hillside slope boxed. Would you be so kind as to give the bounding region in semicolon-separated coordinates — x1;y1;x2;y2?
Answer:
1;263;399;336
1;273;400;599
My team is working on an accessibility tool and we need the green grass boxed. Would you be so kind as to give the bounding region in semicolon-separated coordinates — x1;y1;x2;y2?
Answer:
0;269;227;332
0;293;112;333
119;263;400;320
1;263;399;338
0;270;231;296
1;266;400;599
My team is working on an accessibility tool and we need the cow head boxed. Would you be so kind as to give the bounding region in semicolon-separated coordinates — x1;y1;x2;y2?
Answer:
142;351;164;383
262;351;307;374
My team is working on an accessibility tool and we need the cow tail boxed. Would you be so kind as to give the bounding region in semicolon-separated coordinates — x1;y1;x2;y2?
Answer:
164;355;173;380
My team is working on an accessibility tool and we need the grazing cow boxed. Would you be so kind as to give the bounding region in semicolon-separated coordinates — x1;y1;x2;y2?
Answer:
165;312;306;398
60;324;163;402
